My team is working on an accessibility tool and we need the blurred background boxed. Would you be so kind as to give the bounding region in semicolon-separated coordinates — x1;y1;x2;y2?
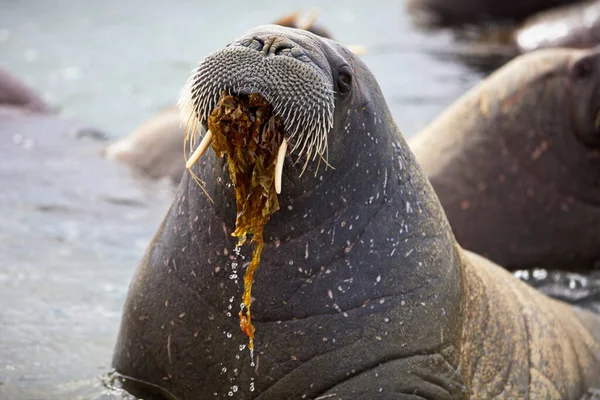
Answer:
1;0;597;399
0;0;484;140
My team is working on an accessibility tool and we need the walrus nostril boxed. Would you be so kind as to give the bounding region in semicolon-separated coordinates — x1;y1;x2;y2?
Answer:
249;37;265;51
273;43;293;56
247;36;297;57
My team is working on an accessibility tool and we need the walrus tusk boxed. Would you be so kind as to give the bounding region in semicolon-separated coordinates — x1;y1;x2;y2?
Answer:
186;130;213;169
275;138;288;194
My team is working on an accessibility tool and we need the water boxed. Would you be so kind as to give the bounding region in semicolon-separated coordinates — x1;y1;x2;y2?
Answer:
0;1;597;399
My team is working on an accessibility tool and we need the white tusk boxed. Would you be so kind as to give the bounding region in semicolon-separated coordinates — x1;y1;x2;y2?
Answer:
275;138;288;195
186;130;213;169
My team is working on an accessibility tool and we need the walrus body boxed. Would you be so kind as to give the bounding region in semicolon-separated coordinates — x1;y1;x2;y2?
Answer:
516;0;600;53
406;0;579;28
112;26;600;399
410;48;600;272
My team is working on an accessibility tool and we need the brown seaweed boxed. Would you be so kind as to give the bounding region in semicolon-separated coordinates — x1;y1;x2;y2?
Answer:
208;91;284;351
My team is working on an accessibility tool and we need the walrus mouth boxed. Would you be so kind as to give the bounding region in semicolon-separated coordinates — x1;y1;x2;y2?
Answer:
178;42;335;182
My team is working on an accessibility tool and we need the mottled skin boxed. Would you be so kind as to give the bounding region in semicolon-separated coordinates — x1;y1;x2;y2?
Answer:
112;26;600;399
516;0;600;53
406;0;579;28
0;67;51;115
410;48;600;272
103;15;334;184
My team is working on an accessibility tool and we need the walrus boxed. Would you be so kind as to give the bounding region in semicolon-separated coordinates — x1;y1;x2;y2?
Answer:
111;25;600;399
0;67;52;115
516;0;600;53
102;105;185;183
102;12;365;184
406;0;579;28
410;47;600;273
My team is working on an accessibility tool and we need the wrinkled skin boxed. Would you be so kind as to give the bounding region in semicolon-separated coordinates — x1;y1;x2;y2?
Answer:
112;26;600;399
406;0;579;28
410;48;600;273
516;0;600;53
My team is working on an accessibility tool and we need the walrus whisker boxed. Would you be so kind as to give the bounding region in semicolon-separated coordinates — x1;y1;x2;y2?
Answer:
275;138;288;194
181;121;214;204
294;131;312;167
186;129;213;170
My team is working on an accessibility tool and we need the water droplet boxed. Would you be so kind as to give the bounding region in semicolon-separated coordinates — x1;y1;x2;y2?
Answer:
228;391;233;396
288;260;294;265
222;367;227;373
232;386;238;392
239;344;246;351
226;332;232;338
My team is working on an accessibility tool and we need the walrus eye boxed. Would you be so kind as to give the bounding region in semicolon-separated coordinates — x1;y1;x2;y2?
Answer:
572;59;593;80
337;66;353;95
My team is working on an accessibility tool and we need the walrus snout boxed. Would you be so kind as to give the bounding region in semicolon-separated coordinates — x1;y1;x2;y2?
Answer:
179;26;336;182
240;35;296;57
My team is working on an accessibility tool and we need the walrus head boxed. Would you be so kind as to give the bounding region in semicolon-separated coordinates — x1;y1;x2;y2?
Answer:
499;48;600;202
179;24;379;199
410;46;600;271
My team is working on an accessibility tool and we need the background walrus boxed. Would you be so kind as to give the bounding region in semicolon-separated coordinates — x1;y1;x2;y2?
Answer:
516;0;600;53
112;25;600;399
0;67;52;115
410;47;600;273
406;0;579;28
